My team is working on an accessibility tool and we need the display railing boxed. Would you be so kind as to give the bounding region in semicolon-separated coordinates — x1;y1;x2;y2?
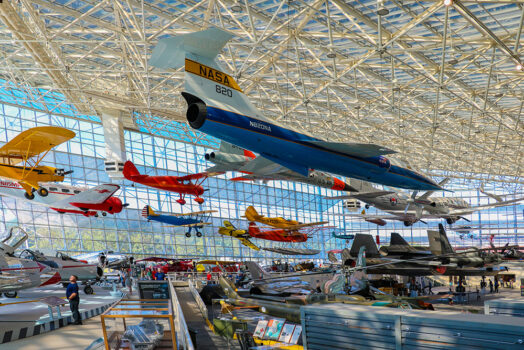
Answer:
167;277;194;350
188;279;207;320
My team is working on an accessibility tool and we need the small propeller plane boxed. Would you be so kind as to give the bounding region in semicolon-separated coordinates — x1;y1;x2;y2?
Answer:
142;205;217;237
247;222;311;243
244;206;328;230
218;221;260;250
0;126;75;199
0;180;126;217
123;161;220;205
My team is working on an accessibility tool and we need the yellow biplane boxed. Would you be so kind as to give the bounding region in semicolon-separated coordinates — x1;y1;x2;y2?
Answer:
0;126;75;199
244;206;328;230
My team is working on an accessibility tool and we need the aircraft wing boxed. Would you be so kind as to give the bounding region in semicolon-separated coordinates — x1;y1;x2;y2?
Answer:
305;141;396;158
326;191;395;200
0;127;76;165
57;184;119;207
236;156;288;175
448;197;524;216
282;221;329;230
237;237;260;251
170;210;218;217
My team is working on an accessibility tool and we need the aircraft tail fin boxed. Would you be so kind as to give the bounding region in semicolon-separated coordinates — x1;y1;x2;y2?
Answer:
218;276;241;300
348;179;378;193
428;224;454;255
350;234;380;258
142;206;156;218
244;261;270;280
123;160;147;180
479;184;503;202
245;206;262;221
390;232;409;246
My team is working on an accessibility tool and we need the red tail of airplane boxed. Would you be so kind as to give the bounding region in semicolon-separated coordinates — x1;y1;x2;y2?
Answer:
123;161;148;181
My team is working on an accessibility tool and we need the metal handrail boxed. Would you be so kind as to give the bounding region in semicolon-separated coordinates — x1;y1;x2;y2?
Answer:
188;279;207;320
168;277;194;350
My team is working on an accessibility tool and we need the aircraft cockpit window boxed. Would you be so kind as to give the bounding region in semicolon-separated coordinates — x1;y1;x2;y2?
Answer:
43;260;59;268
19;250;35;260
61;188;70;193
49;187;58;191
74;190;81;194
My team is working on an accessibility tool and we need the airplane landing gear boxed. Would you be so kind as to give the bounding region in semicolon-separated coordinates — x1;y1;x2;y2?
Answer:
102;212;107;216
177;198;187;205
37;187;49;197
3;291;17;298
194;197;205;205
365;204;370;209
84;285;94;295
24;191;35;200
404;221;413;227
185;232;191;238
196;232;202;238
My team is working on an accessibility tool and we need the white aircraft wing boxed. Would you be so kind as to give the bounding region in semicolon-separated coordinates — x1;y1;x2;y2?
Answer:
326;191;395;200
54;184;120;208
447;197;524;216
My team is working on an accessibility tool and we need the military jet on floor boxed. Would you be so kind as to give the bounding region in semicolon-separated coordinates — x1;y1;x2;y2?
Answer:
142;205;216;237
0;180;125;217
0;227;61;297
330;178;523;226
148;27;443;191
205;141;357;192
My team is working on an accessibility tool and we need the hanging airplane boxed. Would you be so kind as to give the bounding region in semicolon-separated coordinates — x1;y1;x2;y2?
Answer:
218;221;260;250
148;27;443;192
141;205;217;237
0;180;125;217
205;141;357;192
123;160;220;205
0;227;61;297
244;206;328;230
329;179;524;226
247;222;311;243
0;126;75;199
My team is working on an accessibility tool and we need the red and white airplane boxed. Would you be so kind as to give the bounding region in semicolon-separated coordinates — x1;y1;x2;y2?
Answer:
123;160;219;205
0;180;126;217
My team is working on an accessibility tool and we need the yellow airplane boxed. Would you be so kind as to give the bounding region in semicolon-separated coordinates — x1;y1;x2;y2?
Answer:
244;206;328;230
0;126;76;199
218;221;260;251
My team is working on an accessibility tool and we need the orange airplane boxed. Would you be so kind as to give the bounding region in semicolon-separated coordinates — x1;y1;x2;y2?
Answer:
244;206;328;230
123;161;221;205
247;222;309;242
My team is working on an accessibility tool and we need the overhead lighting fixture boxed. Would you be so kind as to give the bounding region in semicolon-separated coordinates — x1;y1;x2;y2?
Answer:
327;52;336;58
377;0;389;15
516;63;523;71
231;4;243;13
444;0;453;6
448;58;458;65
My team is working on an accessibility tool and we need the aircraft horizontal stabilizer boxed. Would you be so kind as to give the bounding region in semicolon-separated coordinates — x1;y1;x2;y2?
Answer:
149;27;233;70
306;141;396;158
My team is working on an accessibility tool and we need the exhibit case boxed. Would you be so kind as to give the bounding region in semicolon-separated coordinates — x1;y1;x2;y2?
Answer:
100;299;176;350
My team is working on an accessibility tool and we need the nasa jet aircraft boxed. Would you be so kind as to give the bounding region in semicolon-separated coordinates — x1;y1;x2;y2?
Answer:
205;141;357;192
148;28;442;191
329;179;523;226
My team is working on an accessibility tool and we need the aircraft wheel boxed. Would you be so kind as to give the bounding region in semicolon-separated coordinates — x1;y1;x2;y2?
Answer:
24;192;35;200
38;187;49;197
102;212;107;216
94;213;99;217
365;204;370;209
84;285;94;295
185;232;191;238
4;291;17;298
196;232;202;238
403;221;412;227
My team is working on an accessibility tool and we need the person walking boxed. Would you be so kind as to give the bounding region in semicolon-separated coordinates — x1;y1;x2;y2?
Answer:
125;269;133;294
428;280;433;295
66;275;82;325
489;279;493;293
494;278;499;293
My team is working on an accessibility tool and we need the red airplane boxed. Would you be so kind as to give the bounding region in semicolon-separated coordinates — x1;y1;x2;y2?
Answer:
247;222;309;243
123;161;219;205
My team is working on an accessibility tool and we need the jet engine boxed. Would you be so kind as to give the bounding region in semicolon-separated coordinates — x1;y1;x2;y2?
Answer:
183;93;207;129
205;152;248;165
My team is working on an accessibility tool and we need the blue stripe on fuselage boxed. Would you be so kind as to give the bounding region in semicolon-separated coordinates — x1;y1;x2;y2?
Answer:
199;106;440;191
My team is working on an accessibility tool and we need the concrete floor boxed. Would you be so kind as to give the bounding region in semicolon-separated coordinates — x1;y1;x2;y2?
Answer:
0;284;120;329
